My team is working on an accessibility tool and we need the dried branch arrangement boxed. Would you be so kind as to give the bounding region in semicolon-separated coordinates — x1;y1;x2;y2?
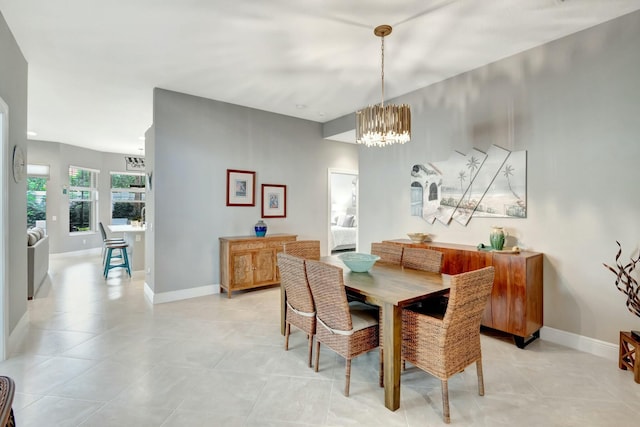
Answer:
603;241;640;318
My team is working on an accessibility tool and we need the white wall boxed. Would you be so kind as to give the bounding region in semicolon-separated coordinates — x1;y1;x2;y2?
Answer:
149;89;358;296
355;11;640;344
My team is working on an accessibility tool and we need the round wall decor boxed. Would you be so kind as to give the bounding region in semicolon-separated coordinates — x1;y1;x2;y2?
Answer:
12;145;26;183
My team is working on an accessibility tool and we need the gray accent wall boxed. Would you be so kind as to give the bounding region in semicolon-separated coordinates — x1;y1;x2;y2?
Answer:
354;11;640;344
149;89;358;295
1;11;28;335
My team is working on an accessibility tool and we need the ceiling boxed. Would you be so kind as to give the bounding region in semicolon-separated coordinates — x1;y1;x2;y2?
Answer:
2;0;640;155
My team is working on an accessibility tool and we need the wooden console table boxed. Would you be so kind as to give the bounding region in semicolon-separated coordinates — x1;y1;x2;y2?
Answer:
385;240;543;348
219;234;297;298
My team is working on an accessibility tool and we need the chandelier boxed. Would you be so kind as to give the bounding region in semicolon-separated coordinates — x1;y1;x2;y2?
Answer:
356;25;411;147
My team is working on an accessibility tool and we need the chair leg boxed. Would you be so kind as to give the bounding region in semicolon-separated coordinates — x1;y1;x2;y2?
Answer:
314;341;321;373
345;359;351;397
441;379;450;424
307;334;313;368
379;348;384;387
103;248;112;278
121;247;131;276
476;359;485;396
284;323;290;350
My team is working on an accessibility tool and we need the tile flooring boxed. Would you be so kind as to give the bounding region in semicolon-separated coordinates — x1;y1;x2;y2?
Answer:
1;252;639;426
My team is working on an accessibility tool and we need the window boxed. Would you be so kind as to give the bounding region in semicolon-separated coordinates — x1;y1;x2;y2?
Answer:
27;177;47;228
69;166;98;232
111;173;145;223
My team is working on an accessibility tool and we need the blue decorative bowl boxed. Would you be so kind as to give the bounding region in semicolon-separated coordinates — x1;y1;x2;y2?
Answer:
338;252;380;273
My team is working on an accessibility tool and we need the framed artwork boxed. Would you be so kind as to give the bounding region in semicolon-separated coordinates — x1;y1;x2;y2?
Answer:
261;184;286;218
226;169;256;206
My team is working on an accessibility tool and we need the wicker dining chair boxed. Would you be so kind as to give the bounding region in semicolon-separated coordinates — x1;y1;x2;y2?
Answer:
370;242;403;265
371;242;404;387
402;247;443;273
376;246;440;386
304;259;379;396
393;247;446;376
0;376;15;427
402;266;495;423
277;253;316;368
283;240;321;260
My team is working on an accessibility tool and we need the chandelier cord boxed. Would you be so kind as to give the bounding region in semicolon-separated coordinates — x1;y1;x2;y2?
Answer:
380;34;385;109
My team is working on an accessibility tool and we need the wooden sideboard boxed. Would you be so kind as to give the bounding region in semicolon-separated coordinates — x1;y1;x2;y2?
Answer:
220;234;297;298
385;240;543;348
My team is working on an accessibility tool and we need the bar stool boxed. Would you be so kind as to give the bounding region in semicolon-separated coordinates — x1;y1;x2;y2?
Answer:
99;222;125;262
104;241;131;278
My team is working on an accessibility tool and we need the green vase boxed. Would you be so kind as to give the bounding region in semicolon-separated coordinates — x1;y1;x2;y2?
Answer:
490;226;505;250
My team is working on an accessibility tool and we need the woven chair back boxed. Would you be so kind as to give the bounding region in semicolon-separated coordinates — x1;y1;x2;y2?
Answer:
370;242;403;265
305;260;352;332
402;247;443;273
284;240;321;260
277;253;314;315
442;266;495;335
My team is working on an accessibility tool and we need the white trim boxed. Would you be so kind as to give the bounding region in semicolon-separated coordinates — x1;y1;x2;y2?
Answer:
69;164;100;174
7;312;29;357
26;163;50;178
540;326;618;361
0;96;8;360
144;282;220;304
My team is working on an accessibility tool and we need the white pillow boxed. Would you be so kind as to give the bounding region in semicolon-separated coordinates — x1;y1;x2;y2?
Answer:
28;231;39;246
341;215;355;227
32;227;44;239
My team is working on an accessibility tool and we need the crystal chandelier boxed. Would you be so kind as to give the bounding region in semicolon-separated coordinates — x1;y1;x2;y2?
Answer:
356;25;411;147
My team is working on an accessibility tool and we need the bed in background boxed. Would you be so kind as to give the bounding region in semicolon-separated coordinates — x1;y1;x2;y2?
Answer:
330;212;357;252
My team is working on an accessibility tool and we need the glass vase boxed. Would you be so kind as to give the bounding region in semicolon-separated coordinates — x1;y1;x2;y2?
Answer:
254;220;267;237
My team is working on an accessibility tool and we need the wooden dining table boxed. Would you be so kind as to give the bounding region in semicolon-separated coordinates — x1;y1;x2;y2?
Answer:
279;255;450;411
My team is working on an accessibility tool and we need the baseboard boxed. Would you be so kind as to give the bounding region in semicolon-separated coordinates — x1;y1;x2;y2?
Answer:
144;282;221;304
7;311;29;358
541;326;618;361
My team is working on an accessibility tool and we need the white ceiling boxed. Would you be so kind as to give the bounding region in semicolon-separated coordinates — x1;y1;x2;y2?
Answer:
2;0;640;154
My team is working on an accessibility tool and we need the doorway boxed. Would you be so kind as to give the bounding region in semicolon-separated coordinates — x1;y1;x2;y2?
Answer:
328;169;358;254
0;96;8;360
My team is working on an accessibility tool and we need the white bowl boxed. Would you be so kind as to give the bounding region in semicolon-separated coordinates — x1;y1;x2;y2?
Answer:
338;252;380;272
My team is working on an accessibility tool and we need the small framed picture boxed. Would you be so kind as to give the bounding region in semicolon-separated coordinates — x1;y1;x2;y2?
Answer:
226;169;256;206
262;184;286;218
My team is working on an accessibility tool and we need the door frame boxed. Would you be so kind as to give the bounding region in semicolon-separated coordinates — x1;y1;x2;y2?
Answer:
0;96;9;360
327;168;359;254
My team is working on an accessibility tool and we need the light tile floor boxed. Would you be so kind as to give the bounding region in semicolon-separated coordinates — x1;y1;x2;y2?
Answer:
2;253;640;426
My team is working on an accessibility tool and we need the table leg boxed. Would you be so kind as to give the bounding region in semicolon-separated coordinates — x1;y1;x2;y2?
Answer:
382;302;401;411
280;285;286;336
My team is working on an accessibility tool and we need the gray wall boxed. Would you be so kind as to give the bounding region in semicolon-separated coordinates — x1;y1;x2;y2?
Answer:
0;11;28;334
27;140;145;253
149;89;358;295
354;11;640;344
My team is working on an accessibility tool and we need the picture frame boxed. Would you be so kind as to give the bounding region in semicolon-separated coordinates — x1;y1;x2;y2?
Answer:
261;184;286;218
226;169;256;206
